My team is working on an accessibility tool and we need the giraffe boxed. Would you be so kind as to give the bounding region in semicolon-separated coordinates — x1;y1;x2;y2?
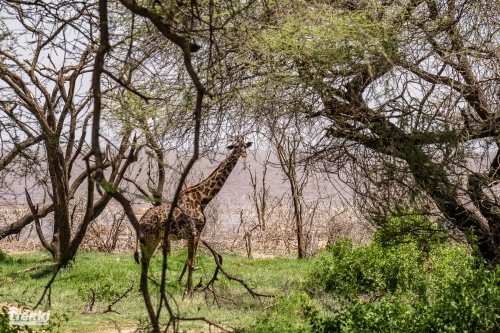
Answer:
135;140;253;296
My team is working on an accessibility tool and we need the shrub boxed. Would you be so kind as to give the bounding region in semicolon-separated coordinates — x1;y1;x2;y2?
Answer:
371;209;448;252
303;238;500;332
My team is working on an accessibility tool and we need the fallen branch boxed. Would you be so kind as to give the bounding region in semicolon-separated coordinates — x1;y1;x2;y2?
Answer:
202;284;238;308
201;239;274;299
102;283;134;314
169;315;232;332
82;288;96;314
16;263;58;274
82;283;134;315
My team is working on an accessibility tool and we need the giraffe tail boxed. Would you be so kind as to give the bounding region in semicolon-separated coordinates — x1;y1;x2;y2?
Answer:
134;238;140;264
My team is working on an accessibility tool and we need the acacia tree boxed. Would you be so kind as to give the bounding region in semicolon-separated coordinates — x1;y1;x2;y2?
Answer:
89;0;260;331
244;0;500;263
0;0;138;264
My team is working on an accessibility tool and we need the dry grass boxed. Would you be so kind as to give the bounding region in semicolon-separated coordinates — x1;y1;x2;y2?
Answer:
202;196;373;258
0;195;373;257
0;205;42;253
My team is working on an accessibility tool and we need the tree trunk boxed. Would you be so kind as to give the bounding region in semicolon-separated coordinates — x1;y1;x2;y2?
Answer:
401;144;498;262
46;138;71;261
289;169;305;259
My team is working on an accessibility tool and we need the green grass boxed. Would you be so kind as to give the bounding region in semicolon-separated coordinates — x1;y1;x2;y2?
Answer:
4;235;494;332
0;249;312;332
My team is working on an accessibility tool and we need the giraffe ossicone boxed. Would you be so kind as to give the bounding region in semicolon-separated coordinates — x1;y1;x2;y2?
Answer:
136;140;252;297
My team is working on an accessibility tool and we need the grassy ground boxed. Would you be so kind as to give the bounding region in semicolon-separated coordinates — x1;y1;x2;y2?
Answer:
0;248;312;332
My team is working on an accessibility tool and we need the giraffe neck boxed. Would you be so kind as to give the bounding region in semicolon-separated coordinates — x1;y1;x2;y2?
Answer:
182;150;241;211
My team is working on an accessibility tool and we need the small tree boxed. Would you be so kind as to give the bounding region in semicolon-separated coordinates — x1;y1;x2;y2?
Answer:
0;0;138;264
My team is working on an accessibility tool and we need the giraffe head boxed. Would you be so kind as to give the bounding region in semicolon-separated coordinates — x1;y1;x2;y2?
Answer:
227;140;252;158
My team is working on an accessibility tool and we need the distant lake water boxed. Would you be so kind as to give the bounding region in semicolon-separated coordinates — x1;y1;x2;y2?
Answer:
0;150;348;228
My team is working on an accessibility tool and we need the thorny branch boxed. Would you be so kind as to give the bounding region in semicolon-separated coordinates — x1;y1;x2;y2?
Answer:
82;283;134;315
201;239;274;299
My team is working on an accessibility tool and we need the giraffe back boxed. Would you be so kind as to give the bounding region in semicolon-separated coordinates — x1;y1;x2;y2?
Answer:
139;201;205;244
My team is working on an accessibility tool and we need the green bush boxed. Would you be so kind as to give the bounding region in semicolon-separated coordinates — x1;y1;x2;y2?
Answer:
303;238;500;332
371;209;448;252
306;237;471;300
0;250;13;264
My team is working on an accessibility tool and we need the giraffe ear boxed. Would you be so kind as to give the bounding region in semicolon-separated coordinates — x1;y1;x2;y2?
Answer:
227;145;235;150
246;142;253;148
